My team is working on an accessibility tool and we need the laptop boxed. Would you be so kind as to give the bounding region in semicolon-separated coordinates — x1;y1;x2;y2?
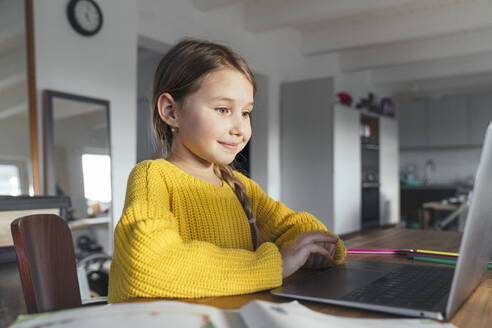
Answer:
271;121;492;321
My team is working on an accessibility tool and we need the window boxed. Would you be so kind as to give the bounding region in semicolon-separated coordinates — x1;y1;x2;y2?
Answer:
81;154;111;202
0;164;22;196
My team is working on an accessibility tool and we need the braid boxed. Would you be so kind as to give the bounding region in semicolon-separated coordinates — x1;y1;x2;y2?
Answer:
214;164;263;250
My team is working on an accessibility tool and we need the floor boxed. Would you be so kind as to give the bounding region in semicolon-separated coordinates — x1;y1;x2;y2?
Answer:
0;262;26;328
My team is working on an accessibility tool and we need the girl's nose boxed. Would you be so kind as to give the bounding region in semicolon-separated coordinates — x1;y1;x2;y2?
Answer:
230;113;245;135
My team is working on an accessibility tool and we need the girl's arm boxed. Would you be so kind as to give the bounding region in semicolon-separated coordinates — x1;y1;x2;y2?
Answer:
108;162;282;302
235;172;346;265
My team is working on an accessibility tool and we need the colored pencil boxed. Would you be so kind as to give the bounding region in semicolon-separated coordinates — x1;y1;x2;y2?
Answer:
415;249;459;257
407;253;458;261
413;255;492;270
347;248;413;254
411;253;492;263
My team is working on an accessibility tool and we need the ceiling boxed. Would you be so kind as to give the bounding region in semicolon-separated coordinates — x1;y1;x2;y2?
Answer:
193;0;492;55
193;0;492;97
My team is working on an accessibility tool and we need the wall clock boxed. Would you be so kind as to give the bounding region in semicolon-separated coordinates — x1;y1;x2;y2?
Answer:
66;0;103;36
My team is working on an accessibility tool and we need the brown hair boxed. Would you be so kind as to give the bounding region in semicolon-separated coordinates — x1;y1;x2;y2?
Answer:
151;38;261;249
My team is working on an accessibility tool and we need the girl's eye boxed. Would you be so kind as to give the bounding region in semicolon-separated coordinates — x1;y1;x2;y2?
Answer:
243;111;252;118
215;107;228;114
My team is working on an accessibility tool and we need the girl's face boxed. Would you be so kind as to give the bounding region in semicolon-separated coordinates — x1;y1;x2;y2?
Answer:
173;68;254;167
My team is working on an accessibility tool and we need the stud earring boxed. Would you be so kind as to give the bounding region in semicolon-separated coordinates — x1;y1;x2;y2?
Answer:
171;127;177;133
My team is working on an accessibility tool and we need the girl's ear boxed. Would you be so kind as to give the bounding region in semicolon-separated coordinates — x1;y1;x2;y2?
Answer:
157;93;179;128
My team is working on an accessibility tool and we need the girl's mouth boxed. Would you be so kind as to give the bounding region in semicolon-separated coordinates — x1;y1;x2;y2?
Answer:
218;141;238;150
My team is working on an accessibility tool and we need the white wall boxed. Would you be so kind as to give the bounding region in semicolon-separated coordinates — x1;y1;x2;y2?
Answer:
0;114;30;159
136;46;168;163
33;0;138;239
280;77;335;230
249;73;269;190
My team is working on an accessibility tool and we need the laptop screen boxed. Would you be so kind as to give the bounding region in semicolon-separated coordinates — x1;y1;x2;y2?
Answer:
445;121;492;317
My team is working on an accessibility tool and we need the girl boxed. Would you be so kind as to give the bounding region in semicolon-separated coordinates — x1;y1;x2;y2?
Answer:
108;38;346;303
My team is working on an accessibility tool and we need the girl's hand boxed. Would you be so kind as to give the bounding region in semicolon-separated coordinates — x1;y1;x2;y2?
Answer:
303;240;337;269
280;232;338;279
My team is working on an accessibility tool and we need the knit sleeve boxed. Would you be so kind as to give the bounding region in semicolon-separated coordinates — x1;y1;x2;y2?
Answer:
108;161;282;302
235;172;346;265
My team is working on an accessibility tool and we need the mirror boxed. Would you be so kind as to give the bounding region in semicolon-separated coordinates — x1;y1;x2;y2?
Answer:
0;0;38;196
44;90;111;221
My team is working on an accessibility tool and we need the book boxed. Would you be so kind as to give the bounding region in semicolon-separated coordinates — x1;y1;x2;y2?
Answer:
10;299;457;328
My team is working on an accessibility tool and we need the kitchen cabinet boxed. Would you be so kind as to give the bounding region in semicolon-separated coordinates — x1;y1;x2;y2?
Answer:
398;99;428;148
428;95;467;147
399;91;492;150
468;93;492;146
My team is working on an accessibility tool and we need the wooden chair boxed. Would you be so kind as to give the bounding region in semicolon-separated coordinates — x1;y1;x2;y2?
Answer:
10;214;105;313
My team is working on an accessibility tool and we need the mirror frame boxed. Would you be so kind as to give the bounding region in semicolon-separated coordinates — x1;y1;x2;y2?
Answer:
26;0;41;195
43;90;111;200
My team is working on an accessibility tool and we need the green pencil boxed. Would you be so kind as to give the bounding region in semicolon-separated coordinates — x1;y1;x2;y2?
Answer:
413;255;492;270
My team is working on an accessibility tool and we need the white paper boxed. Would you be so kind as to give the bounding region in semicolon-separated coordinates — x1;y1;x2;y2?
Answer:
10;299;457;328
239;300;458;328
10;301;232;328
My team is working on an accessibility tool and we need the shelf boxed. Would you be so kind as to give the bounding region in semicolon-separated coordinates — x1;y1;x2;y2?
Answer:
68;217;110;229
362;142;379;150
400;144;483;151
359;108;395;120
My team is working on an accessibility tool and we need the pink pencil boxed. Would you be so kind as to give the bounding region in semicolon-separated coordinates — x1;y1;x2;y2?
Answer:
348;248;414;254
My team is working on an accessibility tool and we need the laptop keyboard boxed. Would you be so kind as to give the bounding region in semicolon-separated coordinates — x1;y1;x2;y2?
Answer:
341;265;454;309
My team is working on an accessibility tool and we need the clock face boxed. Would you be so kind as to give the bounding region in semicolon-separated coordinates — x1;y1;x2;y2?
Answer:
67;0;103;36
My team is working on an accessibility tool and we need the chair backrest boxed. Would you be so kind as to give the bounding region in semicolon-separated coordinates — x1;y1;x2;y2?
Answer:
11;214;82;313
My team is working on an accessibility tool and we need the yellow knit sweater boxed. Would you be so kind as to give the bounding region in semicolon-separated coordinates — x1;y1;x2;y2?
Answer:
108;159;346;303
